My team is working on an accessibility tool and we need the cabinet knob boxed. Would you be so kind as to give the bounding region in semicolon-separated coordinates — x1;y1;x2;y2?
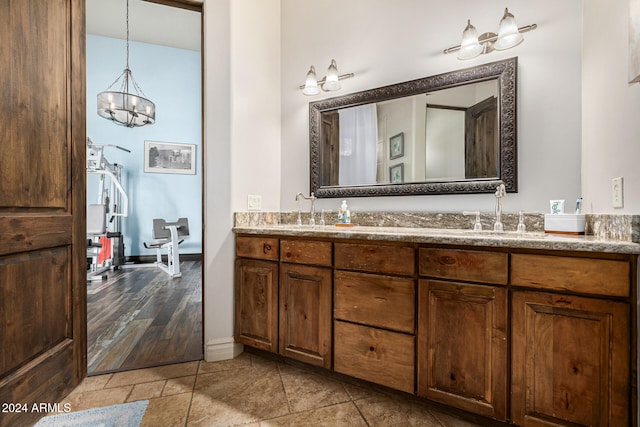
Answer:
263;243;272;253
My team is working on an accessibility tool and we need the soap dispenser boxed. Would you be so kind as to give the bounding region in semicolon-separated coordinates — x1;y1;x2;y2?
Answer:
338;200;351;224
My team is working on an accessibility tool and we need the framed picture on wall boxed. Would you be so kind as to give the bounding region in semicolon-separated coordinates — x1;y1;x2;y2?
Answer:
389;163;404;184
144;141;196;175
389;132;404;159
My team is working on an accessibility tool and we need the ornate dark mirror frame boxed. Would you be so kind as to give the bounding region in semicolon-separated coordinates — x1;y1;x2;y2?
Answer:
309;57;517;198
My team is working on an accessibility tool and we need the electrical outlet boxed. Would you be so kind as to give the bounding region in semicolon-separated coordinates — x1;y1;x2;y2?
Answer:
247;194;262;211
612;177;624;209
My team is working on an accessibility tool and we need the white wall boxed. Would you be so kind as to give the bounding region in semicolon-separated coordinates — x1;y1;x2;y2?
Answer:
203;0;281;358
230;1;282;212
203;0;234;354
281;0;583;215
582;0;640;213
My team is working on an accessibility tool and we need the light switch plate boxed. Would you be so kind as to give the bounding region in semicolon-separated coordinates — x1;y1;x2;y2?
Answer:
247;194;262;211
612;177;624;209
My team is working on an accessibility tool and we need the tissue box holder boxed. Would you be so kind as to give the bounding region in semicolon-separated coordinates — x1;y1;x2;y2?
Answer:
544;214;586;235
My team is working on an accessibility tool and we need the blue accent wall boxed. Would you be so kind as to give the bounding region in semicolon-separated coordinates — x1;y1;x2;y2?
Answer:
87;35;202;256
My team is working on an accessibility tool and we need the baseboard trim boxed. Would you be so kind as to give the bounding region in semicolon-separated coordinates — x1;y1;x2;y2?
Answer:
125;253;202;263
205;338;244;362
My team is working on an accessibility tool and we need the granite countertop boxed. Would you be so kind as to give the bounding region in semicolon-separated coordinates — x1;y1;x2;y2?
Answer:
233;224;640;254
233;211;640;254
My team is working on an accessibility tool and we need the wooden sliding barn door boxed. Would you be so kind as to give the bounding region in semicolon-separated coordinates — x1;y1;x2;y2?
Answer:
0;1;86;426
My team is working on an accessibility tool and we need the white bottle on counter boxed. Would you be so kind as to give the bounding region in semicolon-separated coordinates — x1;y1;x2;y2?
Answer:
338;200;351;224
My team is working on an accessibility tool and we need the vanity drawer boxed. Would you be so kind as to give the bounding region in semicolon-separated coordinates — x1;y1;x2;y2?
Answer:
236;236;279;261
334;320;415;394
334;242;415;276
419;248;508;285
511;253;630;297
334;271;415;334
280;239;332;267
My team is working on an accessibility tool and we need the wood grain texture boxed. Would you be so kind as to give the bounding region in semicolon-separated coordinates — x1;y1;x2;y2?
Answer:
334;242;415;276
419;247;508;284
417;280;507;420
88;261;203;374
279;263;332;369
280;239;332;267
0;0;68;209
511;291;629;426
236;236;279;261
0;249;70;376
334;270;415;333
334;320;415;394
234;258;279;353
511;253;630;297
0;215;72;256
0;1;86;425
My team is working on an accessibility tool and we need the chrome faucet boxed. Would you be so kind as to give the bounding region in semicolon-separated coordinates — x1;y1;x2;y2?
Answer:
463;211;482;231
295;192;317;225
494;183;506;232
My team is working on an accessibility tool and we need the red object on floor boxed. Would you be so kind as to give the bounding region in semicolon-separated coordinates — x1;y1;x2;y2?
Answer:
98;235;111;264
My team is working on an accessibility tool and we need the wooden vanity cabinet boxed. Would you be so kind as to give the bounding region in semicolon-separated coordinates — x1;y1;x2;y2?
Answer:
417;247;509;421
510;253;631;426
235;233;637;426
234;236;280;352
279;239;333;369
333;242;416;393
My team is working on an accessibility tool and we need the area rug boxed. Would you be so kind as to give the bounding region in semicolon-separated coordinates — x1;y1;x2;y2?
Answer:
34;400;148;427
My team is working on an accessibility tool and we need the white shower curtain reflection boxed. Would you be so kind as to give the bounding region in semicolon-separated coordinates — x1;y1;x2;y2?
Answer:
338;104;378;185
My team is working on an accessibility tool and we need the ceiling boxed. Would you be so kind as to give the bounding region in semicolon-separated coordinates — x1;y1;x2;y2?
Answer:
86;0;201;52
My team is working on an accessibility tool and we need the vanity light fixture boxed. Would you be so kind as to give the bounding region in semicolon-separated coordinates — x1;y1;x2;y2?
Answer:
444;8;537;60
97;0;156;127
300;59;354;96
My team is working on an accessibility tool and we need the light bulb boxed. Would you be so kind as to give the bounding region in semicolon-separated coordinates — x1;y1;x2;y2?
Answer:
302;65;320;96
494;8;524;50
323;59;341;91
457;19;483;60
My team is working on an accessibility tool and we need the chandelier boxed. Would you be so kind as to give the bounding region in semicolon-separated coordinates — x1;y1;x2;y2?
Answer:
97;0;156;127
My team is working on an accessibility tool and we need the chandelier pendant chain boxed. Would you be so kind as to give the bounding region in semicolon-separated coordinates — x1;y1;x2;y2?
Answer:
126;0;130;71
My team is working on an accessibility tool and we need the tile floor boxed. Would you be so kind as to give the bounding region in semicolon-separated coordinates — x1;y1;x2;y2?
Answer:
59;352;486;427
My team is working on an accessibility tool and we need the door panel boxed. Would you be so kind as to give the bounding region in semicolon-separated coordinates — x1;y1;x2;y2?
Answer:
417;279;508;420
0;0;86;426
511;291;629;426
0;249;70;376
279;263;332;369
234;258;279;353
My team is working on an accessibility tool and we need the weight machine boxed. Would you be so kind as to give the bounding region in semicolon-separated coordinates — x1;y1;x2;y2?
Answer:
86;137;190;280
143;218;190;278
86;138;129;281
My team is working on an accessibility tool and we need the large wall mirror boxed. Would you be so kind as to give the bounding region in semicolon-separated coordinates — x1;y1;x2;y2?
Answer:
309;57;517;198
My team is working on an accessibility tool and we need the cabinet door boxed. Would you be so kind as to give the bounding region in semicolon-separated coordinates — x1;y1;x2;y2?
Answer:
234;259;279;352
511;291;629;426
279;263;332;368
417;280;508;420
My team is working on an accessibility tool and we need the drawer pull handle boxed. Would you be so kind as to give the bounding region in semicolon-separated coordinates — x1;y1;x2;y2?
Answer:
369;346;375;352
263;243;272;253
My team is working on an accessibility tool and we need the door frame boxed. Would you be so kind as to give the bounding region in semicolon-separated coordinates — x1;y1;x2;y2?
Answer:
86;0;206;372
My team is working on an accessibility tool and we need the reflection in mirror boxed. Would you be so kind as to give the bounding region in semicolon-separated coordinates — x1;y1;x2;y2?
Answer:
309;57;517;198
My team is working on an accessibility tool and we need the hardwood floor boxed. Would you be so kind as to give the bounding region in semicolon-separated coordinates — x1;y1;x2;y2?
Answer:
87;260;203;375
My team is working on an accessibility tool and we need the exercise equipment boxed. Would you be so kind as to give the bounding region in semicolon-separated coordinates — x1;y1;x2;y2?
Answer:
143;218;190;278
86;138;129;281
